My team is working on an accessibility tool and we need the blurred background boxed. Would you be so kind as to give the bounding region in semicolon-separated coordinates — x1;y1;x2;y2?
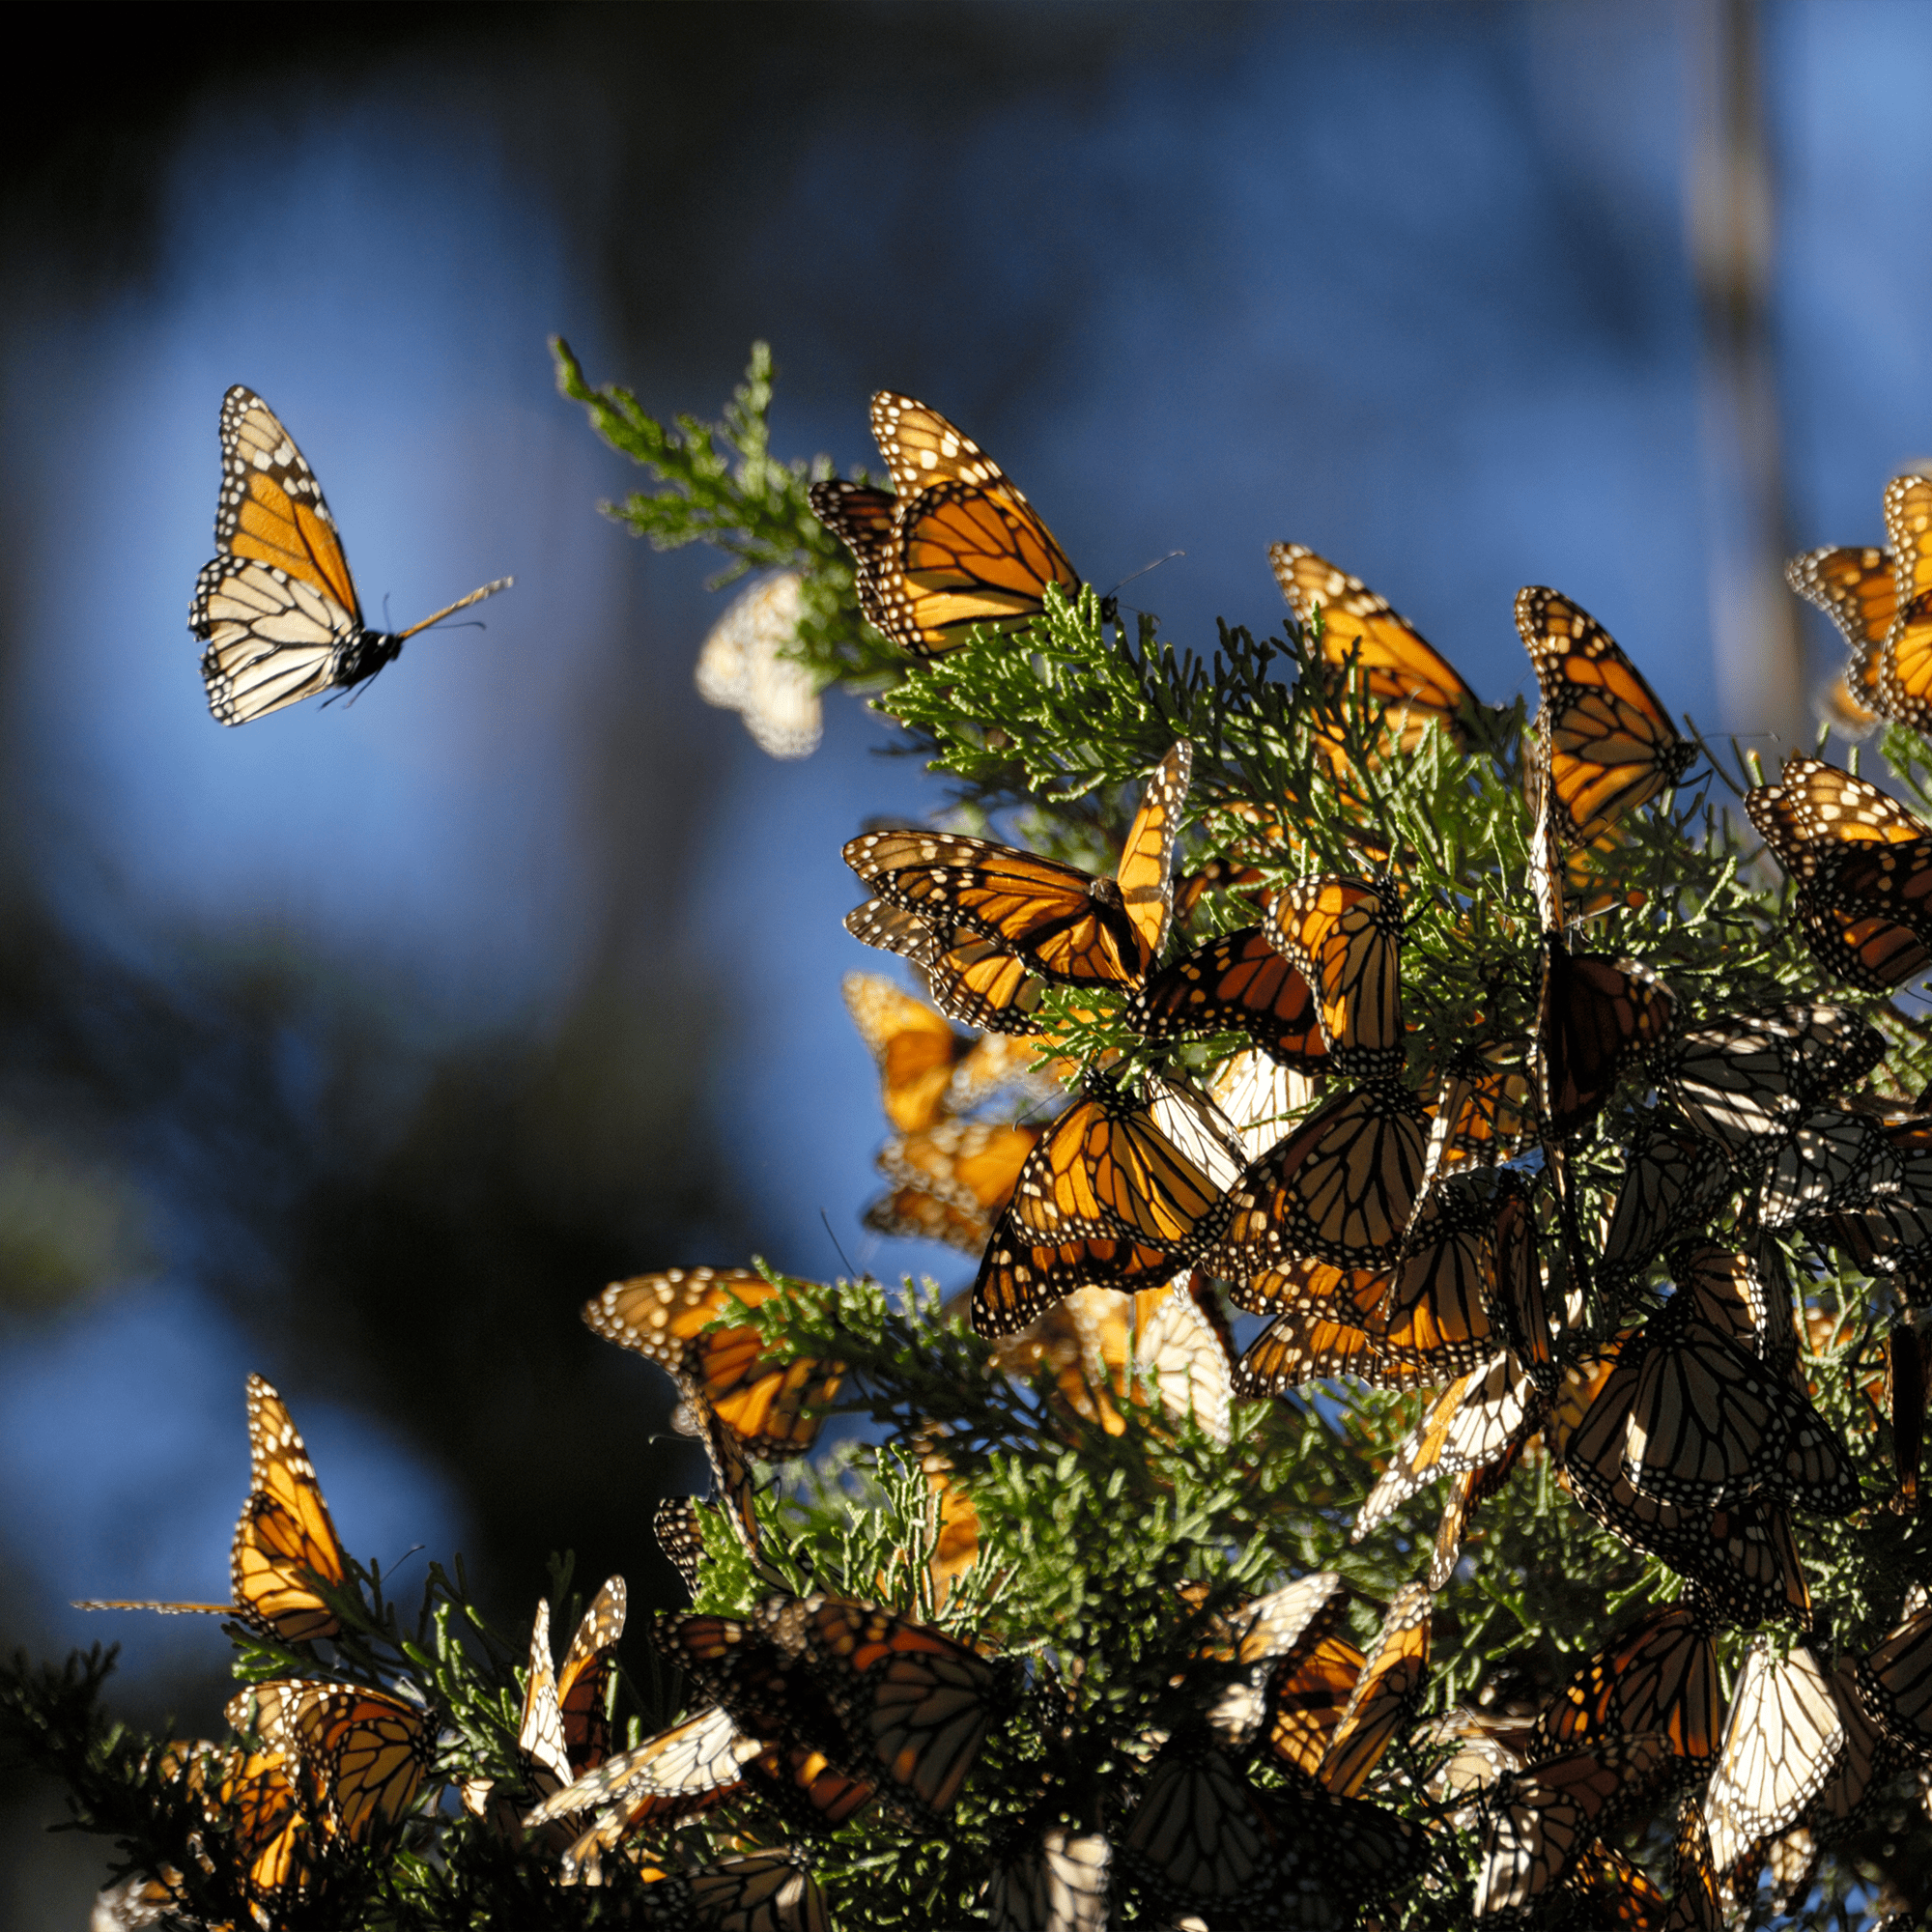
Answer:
3;1;1930;1917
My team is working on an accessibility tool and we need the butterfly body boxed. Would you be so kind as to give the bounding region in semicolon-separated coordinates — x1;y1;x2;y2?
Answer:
190;387;509;724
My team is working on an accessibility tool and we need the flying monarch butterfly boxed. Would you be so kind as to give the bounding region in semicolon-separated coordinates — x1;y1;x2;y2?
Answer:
1879;473;1932;728
1316;1583;1432;1798
1473;1732;1675;1919
583;1267;842;1461
1265;876;1405;1080
1269;543;1478;753
695;570;822;759
865;1118;1042;1255
844;896;1050;1037
1536;940;1676;1143
231;1678;439;1844
842;972;1040;1132
1351;1354;1536;1544
1747;754;1932;990
76;1374;351;1643
845;743;1190;991
796;1596;1018;1829
980;1825;1111;1932
1518;587;1693;847
655;1496;704;1597
809;393;1083;656
188;387;510;725
1598;1114;1734;1289
1534;1605;1719;1764
522;1705;760;1876
1854;1593;1932;1754
1620;1293;1858;1516
1787;544;1894;729
1662;1005;1885;1156
1208;1081;1430;1276
1703;1639;1848;1885
1122;924;1328;1068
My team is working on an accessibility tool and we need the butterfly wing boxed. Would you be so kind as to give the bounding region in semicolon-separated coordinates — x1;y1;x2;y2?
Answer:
283;1684;438;1842
981;1826;1111;1932
555;1577;627;1771
232;1375;348;1643
517;1599;573;1792
1534;1605;1718;1763
1519;587;1692;845
809;479;897;633
1317;1583;1432;1797
655;1496;704;1596
1124;925;1327;1065
844;897;1047;1036
1880;474;1932;727
841;971;969;1133
1705;1639;1845;1881
1116;742;1191;961
1266;878;1405;1079
1537;944;1676;1141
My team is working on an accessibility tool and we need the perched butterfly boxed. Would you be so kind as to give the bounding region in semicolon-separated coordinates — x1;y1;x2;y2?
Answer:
1518;586;1693;846
230;1678;439;1844
866;1118;1041;1254
526;1578;626;1779
1423;1046;1538;1179
1666;1798;1722;1932
845;743;1191;991
845;896;1048;1036
1758;1105;1902;1228
1703;1639;1848;1886
1879;473;1932;727
1662;1005;1885;1158
1855;1594;1932;1754
1208;1081;1430;1275
1809;1112;1932;1276
584;1267;841;1461
1787;544;1894;731
1536;941;1676;1141
1669;1239;1798;1380
189;387;510;724
980;1825;1111;1932
1269;543;1477;755
1122;924;1328;1068
1598;1115;1734;1289
695;570;821;759
1747;754;1932;990
1265;876;1405;1081
655;1497;704;1597
809;393;1082;656
1534;1605;1718;1764
1118;1737;1274;1918
1368;1183;1506;1376
1318;1583;1432;1798
76;1373;350;1642
1130;1273;1236;1447
971;1077;1239;1336
131;1739;312;1920
641;1852;831;1932
1208;1047;1319;1162
1474;1732;1674;1919
1264;1633;1368;1780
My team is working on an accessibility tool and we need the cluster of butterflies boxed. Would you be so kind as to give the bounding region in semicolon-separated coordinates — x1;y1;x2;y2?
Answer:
799;389;1932;1918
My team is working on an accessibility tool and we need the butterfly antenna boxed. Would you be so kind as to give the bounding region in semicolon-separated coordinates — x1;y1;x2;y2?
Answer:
819;1208;861;1283
396;575;514;642
1104;552;1184;601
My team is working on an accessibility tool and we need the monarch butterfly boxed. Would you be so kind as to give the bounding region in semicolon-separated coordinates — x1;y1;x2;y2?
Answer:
189;387;510;725
845;743;1190;990
1207;1081;1430;1275
1562;1842;1669;1927
1317;1583;1432;1798
980;1825;1111;1932
1265;876;1405;1080
1809;1112;1932;1275
1787;544;1894;728
583;1268;842;1461
865;1118;1041;1255
1122;925;1328;1068
1667;1798;1722;1932
1536;941;1676;1142
525;1578;626;1779
1598;1115;1734;1289
845;897;1049;1037
1620;1294;1857;1515
140;1740;312;1919
231;1678;439;1844
695;570;821;759
1518;586;1693;846
1747;753;1932;989
972;1225;1180;1342
1269;543;1478;753
1367;1184;1502;1376
1225;1571;1350;1677
1430;1440;1530;1590
809;393;1084;656
1208;1047;1319;1162
1351;1354;1535;1545
655;1599;851;1766
643;1853;832;1932
1118;1737;1273;1916
742;1740;878;1835
795;1596;1017;1828
1854;1595;1932;1753
76;1374;350;1643
1473;1732;1674;1918
1534;1605;1718;1764
1669;1239;1798;1379
1421;1710;1529;1830
1424;1046;1538;1177
1703;1639;1847;1885
1234;1304;1443;1394
1879;473;1932;727
842;972;1039;1132
1662;1006;1885;1156
522;1705;759;1873
1758;1105;1902;1228
655;1496;704;1596
1264;1634;1367;1779
1130;1273;1236;1447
